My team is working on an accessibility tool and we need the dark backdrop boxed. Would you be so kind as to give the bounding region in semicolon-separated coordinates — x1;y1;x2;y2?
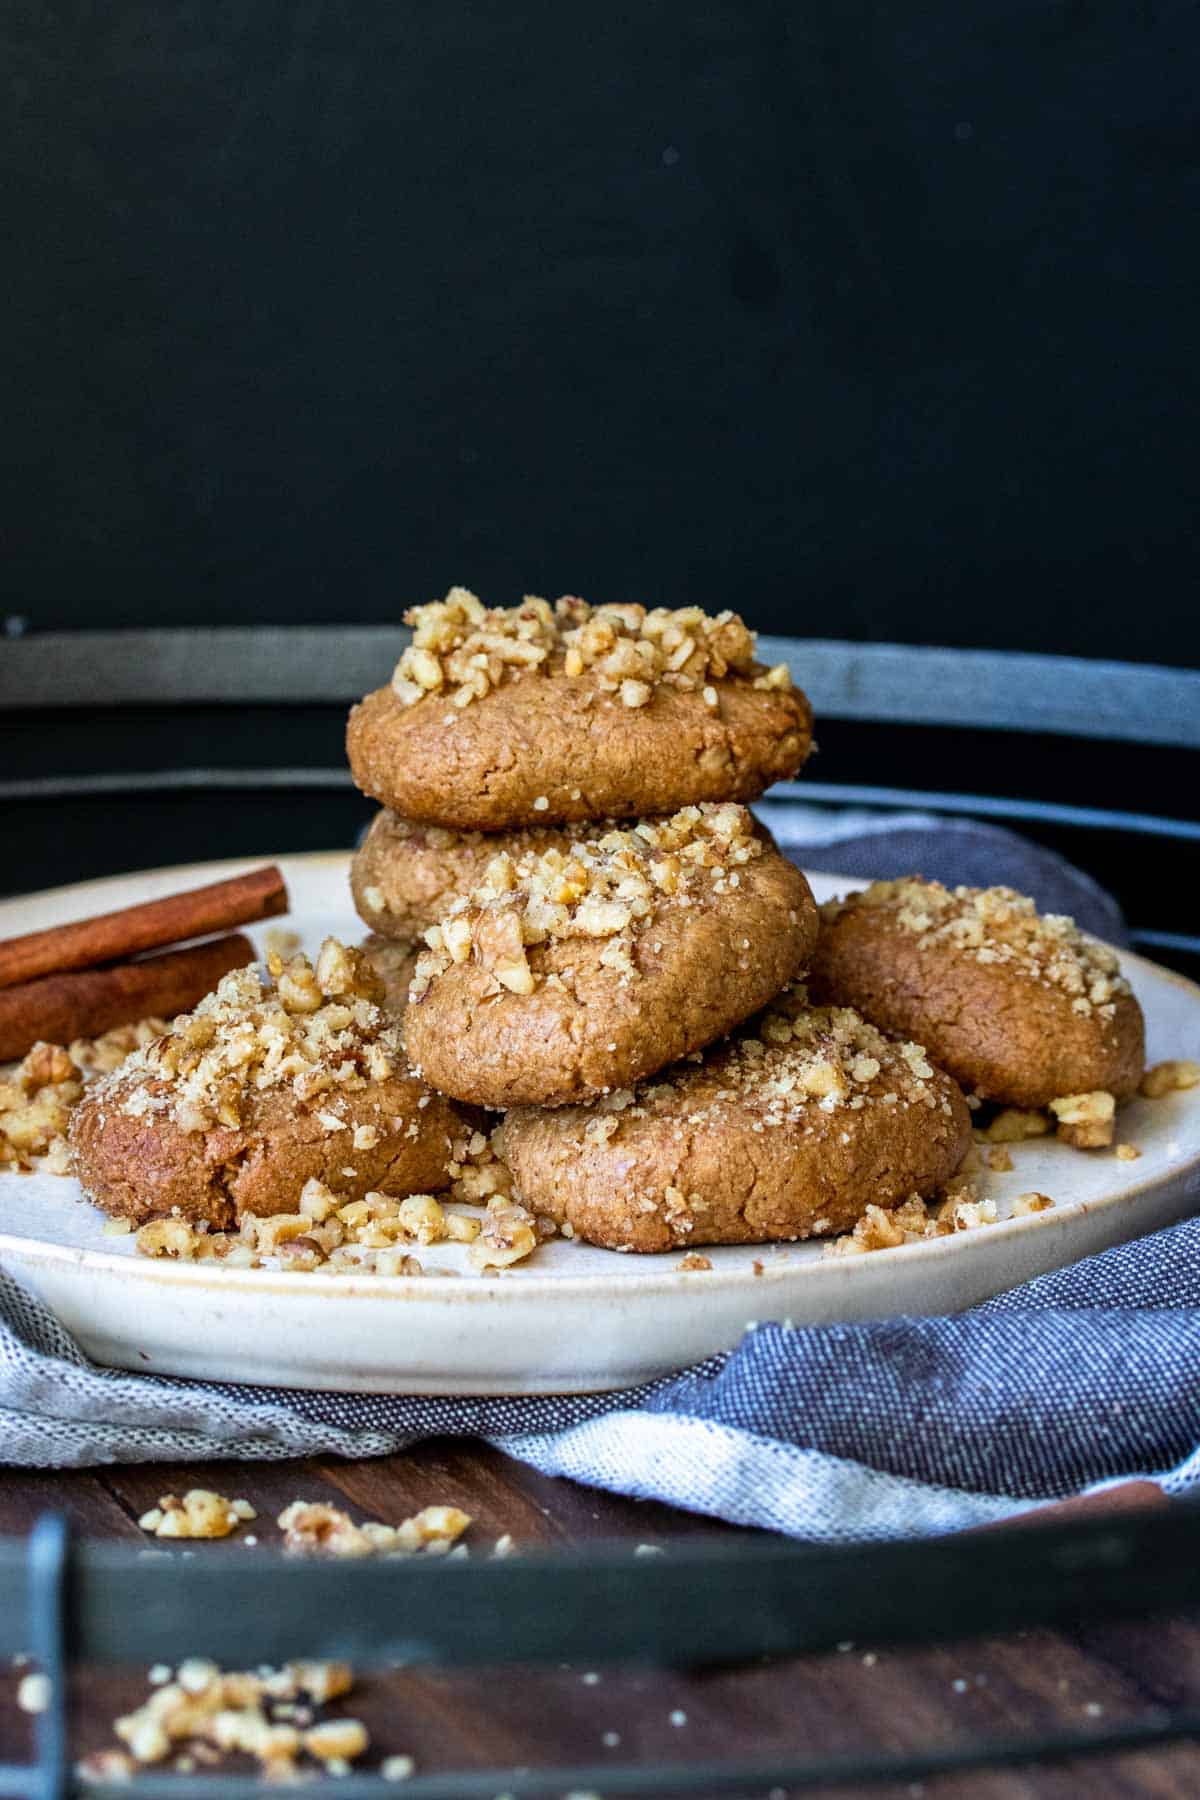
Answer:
4;0;1198;661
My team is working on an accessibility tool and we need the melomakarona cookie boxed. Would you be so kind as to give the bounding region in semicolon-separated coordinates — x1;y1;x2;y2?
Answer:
402;804;819;1108
808;879;1145;1109
70;940;459;1228
496;989;972;1251
346;590;813;829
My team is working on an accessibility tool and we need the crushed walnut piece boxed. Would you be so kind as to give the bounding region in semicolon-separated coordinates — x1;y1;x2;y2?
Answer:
824;1187;1000;1257
138;1491;256;1540
975;1106;1052;1144
412;803;763;999
133;1169;534;1277
447;1124;513;1205
1140;1059;1200;1098
1049;1090;1115;1149
93;1660;366;1783
1011;1191;1055;1216
0;1021;169;1175
278;1500;471;1559
0;1042;81;1173
469;1198;541;1271
1115;1142;1141;1162
821;880;1130;1019
104;940;399;1139
388;588;788;711
678;1252;713;1272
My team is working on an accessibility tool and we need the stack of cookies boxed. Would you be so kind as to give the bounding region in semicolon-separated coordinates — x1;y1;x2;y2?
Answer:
345;589;972;1253
67;586;1150;1267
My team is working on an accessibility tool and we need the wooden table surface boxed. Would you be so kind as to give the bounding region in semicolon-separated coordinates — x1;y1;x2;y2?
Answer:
1;1445;1198;1800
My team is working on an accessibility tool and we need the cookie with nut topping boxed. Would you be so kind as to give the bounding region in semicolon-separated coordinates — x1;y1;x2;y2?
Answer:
496;988;972;1251
346;589;813;829
808;879;1145;1109
403;804;819;1108
70;940;460;1229
351;810;611;945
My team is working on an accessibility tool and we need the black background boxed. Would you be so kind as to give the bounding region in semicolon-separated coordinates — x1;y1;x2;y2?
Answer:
4;1;1198;660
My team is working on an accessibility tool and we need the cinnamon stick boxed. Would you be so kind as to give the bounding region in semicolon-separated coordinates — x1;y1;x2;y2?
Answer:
0;865;288;992
0;934;256;1062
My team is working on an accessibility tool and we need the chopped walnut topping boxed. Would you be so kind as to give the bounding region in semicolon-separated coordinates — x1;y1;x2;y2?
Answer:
102;1660;361;1782
1049;1090;1115;1149
681;988;955;1131
1140;1059;1200;1098
412;804;763;1000
822;879;1131;1018
388;589;781;711
100;941;396;1138
0;1041;83;1171
68;1017;170;1076
138;1491;256;1540
678;1252;713;1272
278;1500;472;1559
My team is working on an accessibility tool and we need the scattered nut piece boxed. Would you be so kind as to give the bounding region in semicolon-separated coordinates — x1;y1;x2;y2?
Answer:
678;1252;713;1272
1115;1143;1141;1162
1140;1060;1200;1099
1011;1192;1055;1216
138;1490;256;1540
277;1500;471;1559
825;1184;1001;1257
469;1199;540;1270
1050;1090;1115;1149
976;1107;1052;1144
101;1660;361;1782
986;1147;1014;1172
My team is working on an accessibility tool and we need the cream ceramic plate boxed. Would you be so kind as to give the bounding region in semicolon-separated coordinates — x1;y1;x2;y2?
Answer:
1;853;1198;1394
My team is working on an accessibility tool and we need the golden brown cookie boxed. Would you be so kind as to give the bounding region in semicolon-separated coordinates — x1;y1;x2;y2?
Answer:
70;940;459;1229
497;990;972;1251
808;878;1145;1109
403;804;818;1107
351;811;606;943
346;590;813;829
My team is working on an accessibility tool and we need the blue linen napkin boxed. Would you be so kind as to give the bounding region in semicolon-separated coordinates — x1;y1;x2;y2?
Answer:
1;815;1194;1543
